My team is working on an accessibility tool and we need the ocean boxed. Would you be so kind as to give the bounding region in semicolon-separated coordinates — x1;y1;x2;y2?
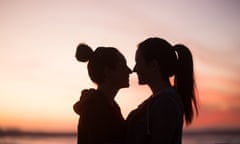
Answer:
182;132;240;144
0;132;240;144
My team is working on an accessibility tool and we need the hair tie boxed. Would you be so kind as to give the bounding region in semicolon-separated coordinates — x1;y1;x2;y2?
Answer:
174;49;179;61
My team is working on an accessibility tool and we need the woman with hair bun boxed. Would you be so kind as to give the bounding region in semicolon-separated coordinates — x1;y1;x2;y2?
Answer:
73;43;132;144
126;37;199;144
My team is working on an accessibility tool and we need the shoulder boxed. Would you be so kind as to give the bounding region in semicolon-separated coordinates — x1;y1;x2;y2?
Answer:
126;97;151;122
151;88;181;114
86;93;105;109
79;90;107;114
153;88;179;103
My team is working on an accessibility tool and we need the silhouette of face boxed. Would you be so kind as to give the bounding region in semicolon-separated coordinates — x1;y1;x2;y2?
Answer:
133;49;151;85
105;53;132;89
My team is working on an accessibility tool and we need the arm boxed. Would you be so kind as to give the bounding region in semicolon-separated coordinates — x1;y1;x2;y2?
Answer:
73;100;81;115
73;89;95;115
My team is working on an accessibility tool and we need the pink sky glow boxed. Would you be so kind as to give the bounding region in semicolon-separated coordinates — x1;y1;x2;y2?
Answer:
0;0;240;132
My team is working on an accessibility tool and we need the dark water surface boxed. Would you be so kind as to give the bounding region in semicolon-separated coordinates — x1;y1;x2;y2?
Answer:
1;130;240;144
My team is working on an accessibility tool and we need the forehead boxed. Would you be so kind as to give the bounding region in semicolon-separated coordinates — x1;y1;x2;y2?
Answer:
135;49;143;61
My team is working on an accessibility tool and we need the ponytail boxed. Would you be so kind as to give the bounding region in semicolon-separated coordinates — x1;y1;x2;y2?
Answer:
174;44;199;125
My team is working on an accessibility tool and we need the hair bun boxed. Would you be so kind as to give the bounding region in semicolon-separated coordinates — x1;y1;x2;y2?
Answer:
75;43;94;62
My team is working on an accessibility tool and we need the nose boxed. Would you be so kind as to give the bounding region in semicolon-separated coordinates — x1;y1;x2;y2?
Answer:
127;66;132;74
133;65;137;72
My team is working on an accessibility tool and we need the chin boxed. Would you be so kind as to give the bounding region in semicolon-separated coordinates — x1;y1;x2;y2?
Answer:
138;78;147;85
119;83;130;89
138;81;147;85
123;83;130;88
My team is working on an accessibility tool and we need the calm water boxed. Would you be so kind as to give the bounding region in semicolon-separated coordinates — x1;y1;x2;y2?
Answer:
0;136;76;144
1;133;240;144
182;133;240;144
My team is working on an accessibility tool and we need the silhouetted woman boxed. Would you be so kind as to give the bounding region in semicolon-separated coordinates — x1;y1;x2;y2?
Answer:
73;43;132;144
126;37;199;144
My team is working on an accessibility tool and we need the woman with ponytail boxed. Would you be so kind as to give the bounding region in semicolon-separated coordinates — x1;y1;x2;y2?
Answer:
73;43;132;144
126;37;198;144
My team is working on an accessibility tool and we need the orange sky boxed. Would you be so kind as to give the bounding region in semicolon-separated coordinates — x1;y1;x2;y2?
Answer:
0;0;240;132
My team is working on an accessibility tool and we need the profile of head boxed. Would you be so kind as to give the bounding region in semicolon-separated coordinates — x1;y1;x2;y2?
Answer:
75;43;131;89
135;37;198;124
134;37;177;84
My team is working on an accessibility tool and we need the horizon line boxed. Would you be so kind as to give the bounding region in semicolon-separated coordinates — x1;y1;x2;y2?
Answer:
1;128;240;137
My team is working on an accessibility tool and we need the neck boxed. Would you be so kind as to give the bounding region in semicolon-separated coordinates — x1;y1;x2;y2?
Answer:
97;84;119;102
149;78;171;95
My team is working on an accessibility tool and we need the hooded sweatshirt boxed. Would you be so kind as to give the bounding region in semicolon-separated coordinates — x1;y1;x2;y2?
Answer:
74;89;126;144
126;87;183;144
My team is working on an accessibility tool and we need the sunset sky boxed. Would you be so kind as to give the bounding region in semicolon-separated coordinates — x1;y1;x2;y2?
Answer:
1;0;240;132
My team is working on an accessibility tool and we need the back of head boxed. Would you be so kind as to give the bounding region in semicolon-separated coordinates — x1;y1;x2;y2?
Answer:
138;37;177;79
75;43;123;85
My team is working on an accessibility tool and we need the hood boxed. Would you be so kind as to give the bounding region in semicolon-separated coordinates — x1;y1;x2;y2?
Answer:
73;88;96;115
